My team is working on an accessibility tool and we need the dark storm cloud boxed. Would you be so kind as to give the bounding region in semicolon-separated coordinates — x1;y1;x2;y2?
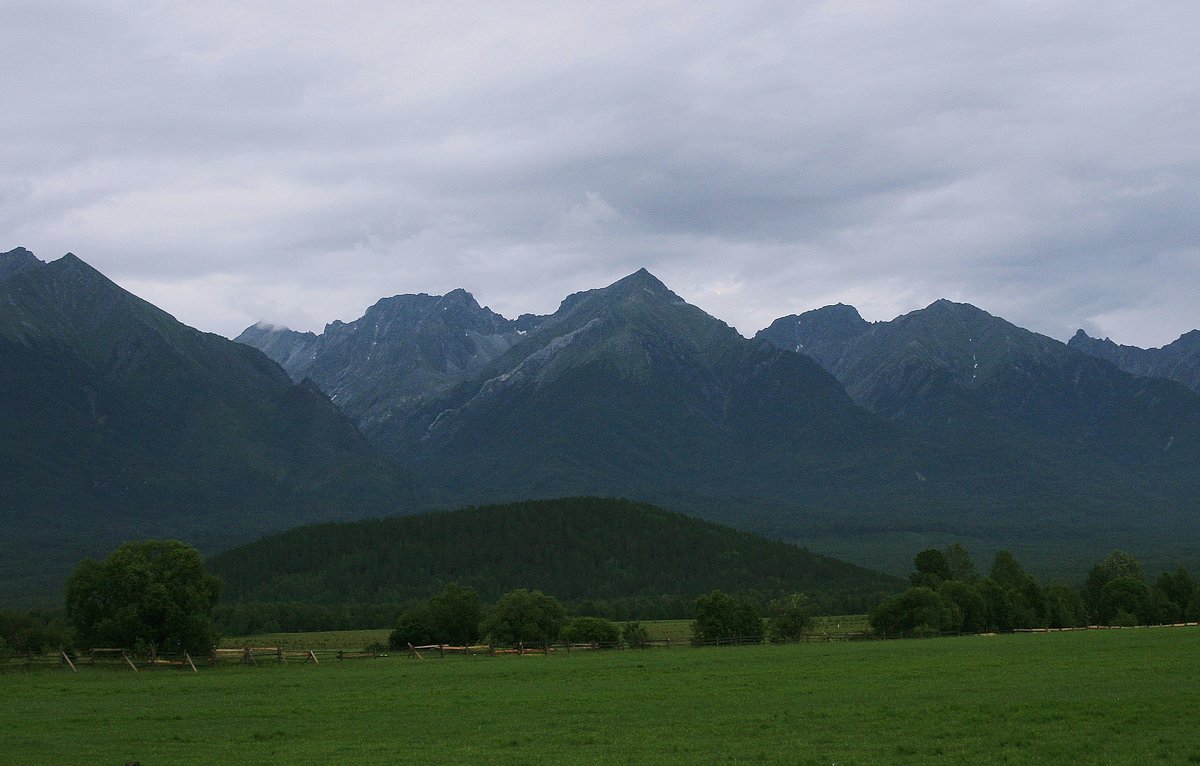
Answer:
2;1;1197;347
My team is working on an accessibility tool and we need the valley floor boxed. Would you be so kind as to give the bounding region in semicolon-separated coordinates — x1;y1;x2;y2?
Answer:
2;627;1197;764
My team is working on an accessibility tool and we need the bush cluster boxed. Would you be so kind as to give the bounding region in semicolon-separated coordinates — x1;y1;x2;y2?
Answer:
869;546;1199;636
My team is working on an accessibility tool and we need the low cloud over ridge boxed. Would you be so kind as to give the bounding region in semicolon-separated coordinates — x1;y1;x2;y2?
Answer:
3;1;1198;346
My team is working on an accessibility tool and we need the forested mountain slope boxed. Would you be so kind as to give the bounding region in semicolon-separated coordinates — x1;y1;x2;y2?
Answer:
209;497;903;613
0;248;412;603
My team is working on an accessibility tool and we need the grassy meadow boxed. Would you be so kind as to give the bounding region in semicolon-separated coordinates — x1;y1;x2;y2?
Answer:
2;627;1197;765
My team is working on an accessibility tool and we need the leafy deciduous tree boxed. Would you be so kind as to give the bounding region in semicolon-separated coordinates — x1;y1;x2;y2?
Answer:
868;587;957;636
1085;551;1146;623
911;549;952;588
1098;576;1151;626
426;583;483;645
692;591;762;643
388;583;484;649
64;540;221;655
766;592;814;641
481;589;566;645
1151;567;1196;623
938;580;987;633
943;543;977;582
1043;584;1088;628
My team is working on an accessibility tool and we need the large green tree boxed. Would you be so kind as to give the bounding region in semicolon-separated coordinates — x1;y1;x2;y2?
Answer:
692;590;762;643
388;583;485;649
766;592;814;641
481;589;566;645
910;549;952;588
943;543;977;582
868;587;958;636
64;540;221;655
1085;550;1147;623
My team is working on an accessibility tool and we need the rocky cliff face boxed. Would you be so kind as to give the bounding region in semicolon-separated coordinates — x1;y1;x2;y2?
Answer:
757;300;1200;464
0;247;40;282
237;288;532;430
1070;329;1200;393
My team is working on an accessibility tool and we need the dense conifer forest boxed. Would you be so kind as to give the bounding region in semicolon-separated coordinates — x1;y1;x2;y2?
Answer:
207;497;902;632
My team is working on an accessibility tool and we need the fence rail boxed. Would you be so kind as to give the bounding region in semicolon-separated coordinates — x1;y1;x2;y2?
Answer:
4;621;1197;673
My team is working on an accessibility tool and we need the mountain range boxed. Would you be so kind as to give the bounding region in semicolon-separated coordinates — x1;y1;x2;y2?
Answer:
4;245;1199;603
1069;329;1200;393
242;266;1200;578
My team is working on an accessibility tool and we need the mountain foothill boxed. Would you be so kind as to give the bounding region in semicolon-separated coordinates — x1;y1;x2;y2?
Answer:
3;245;1199;603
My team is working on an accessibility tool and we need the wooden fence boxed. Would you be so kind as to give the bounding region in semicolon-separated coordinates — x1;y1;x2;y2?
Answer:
5;621;1197;673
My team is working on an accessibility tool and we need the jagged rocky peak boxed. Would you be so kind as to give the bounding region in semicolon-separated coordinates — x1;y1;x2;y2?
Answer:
908;298;993;323
614;266;669;291
607;268;689;307
756;302;870;355
1072;327;1200;353
1179;329;1200;350
239;320;309;338
553;268;679;315
343;288;513;334
798;303;868;333
1;247;43;280
1070;327;1200;393
234;321;314;345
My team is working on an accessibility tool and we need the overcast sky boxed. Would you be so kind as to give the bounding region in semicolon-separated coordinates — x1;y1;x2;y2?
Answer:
3;1;1198;347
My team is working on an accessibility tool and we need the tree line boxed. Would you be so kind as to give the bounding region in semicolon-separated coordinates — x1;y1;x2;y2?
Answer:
5;538;1198;659
869;545;1199;636
386;585;816;649
212;592;807;636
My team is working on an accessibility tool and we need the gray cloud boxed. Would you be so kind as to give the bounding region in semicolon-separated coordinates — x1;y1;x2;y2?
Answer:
3;1;1198;347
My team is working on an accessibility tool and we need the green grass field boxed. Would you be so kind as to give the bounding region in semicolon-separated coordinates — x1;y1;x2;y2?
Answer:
3;627;1197;764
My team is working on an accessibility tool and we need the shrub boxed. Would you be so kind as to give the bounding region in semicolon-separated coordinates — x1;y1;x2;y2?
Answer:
766;593;814;642
621;621;649;648
561;616;620;644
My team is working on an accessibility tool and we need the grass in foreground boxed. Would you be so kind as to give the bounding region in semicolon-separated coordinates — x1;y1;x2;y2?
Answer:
2;628;1197;765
